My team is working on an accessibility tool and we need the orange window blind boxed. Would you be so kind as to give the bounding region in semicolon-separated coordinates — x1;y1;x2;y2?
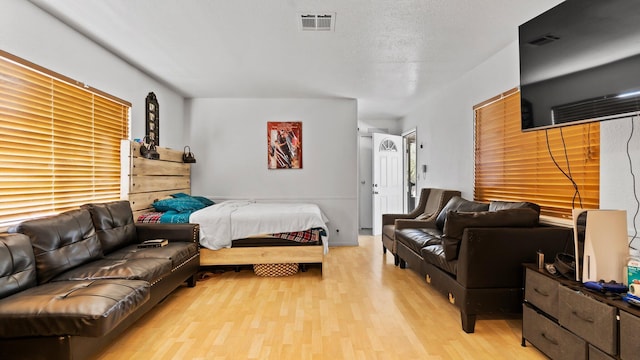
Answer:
474;89;599;219
0;51;130;227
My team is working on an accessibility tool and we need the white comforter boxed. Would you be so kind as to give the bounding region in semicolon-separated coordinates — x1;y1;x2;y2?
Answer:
190;200;329;253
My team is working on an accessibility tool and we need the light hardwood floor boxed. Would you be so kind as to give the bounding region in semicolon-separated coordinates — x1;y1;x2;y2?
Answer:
94;235;546;360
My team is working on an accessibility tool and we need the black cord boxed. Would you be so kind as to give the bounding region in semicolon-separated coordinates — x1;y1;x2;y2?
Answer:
627;116;639;250
545;129;583;209
559;127;584;208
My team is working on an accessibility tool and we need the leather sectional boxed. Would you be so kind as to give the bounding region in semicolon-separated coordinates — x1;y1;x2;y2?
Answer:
0;200;200;360
393;196;573;333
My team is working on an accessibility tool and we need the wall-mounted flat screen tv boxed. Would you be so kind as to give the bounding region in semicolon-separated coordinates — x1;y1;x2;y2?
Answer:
519;0;640;131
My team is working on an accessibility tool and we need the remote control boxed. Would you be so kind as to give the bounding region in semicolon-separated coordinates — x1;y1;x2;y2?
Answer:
602;281;628;293
584;280;628;293
623;293;640;307
584;281;604;292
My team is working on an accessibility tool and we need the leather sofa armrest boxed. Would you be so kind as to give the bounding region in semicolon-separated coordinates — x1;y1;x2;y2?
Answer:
395;218;437;230
383;213;416;226
456;226;572;288
135;223;200;244
382;188;433;226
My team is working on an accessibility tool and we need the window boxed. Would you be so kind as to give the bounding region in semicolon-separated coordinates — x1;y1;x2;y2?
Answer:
0;51;130;227
379;138;398;152
474;88;599;219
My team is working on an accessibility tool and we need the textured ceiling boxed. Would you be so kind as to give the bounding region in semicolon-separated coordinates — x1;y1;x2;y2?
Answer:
29;0;563;120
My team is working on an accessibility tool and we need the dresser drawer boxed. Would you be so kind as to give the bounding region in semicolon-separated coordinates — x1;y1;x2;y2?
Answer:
589;344;616;360
620;310;640;360
525;268;559;318
523;304;586;359
558;286;617;356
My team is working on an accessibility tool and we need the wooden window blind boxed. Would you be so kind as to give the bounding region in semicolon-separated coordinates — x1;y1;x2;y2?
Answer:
474;89;599;219
0;51;130;227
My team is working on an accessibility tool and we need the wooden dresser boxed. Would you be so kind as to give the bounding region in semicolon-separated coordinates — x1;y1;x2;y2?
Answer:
522;264;640;359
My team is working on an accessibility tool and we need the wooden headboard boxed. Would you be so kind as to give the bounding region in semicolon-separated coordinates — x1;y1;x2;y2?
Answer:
120;140;192;220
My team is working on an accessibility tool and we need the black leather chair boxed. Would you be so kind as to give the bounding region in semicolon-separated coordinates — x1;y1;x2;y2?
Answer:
381;188;460;265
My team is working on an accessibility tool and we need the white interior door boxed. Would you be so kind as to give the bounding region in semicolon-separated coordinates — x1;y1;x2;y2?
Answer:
372;133;404;235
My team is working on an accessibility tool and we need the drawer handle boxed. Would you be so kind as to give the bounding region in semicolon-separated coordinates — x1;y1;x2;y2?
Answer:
571;310;594;323
533;287;549;297
541;332;559;345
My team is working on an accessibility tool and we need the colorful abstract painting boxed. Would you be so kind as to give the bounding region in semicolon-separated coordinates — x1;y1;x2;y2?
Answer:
267;121;302;169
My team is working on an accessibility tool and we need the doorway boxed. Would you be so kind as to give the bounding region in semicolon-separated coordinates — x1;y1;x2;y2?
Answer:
371;133;404;235
403;129;417;212
358;131;406;234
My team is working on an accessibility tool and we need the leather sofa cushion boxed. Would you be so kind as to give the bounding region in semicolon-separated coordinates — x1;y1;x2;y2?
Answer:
444;208;540;240
421;244;457;276
422;189;444;217
417;189;458;220
15;209;103;284
416;209;441;221
396;228;443;254
421;227;444;239
0;233;37;299
52;258;172;284
0;279;149;338
82;201;137;254
489;200;540;214
105;242;199;269
435;196;489;230
441;208;540;261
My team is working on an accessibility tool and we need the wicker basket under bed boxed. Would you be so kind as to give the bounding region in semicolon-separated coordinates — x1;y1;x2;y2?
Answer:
253;263;299;277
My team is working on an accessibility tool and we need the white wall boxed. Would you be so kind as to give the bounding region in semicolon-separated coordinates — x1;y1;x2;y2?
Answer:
1;1;359;246
601;116;640;247
0;0;186;148
187;98;358;246
358;119;403;135
401;40;640;239
401;43;521;199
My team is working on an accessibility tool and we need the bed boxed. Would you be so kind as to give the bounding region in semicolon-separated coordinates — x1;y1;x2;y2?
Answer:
120;140;326;274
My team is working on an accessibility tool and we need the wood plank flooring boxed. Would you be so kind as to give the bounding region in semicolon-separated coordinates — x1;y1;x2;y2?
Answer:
94;235;546;360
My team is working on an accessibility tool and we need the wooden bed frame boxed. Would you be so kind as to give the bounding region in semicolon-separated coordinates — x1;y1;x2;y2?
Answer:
120;140;324;274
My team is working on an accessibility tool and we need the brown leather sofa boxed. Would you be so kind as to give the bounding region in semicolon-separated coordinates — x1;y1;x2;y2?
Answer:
0;200;200;360
394;196;573;333
382;188;460;265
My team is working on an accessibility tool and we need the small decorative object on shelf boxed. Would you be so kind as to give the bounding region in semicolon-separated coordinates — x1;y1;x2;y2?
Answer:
182;146;196;163
139;136;160;160
145;92;159;145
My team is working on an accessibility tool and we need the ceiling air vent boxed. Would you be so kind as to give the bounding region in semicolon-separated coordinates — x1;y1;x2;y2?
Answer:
299;13;335;31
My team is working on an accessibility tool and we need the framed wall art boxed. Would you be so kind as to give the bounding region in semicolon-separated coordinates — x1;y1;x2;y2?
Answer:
267;121;302;169
145;92;159;145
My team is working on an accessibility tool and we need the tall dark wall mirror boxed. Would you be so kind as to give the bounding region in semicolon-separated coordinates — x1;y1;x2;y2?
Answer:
145;92;159;145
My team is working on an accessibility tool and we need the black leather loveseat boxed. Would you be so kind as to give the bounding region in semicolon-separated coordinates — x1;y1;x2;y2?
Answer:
394;196;573;333
0;200;200;360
